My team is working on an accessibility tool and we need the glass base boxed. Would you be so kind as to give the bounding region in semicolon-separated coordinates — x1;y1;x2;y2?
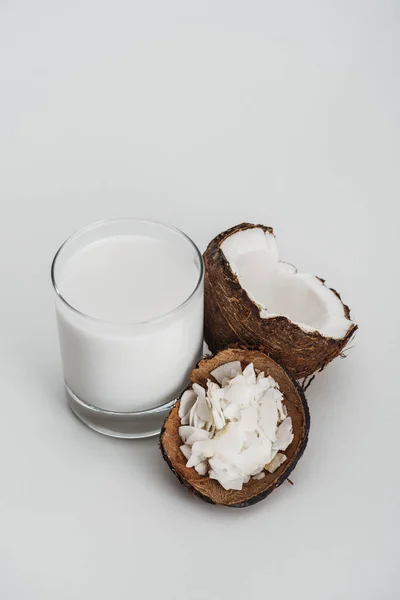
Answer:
66;385;175;439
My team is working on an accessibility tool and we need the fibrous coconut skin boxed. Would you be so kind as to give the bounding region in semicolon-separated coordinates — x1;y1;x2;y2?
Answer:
160;348;310;508
204;223;357;379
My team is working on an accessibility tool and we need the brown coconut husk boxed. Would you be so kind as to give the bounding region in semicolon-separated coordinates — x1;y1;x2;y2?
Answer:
204;223;357;380
160;348;310;508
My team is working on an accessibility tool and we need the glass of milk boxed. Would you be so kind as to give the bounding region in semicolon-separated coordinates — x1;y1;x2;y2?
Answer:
51;219;204;438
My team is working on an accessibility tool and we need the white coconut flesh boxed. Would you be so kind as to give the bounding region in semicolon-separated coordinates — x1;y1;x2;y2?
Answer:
178;361;294;491
220;228;353;339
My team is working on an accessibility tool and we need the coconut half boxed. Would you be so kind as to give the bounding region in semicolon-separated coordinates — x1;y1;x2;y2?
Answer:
204;223;357;379
160;348;310;508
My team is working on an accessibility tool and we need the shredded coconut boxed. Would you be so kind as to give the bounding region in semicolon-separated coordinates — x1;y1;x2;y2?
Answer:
178;362;294;491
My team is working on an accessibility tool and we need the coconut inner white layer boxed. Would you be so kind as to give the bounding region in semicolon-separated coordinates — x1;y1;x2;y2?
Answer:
178;361;293;491
221;227;352;339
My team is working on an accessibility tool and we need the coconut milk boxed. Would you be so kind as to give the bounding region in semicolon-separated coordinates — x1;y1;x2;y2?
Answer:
55;234;204;412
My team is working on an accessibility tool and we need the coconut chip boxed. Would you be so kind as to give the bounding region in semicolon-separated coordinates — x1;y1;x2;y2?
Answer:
178;362;294;491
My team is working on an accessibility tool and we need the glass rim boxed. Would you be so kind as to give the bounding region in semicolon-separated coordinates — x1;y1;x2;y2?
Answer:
51;217;204;326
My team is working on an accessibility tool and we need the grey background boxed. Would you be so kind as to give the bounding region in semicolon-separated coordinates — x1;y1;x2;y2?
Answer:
0;1;399;599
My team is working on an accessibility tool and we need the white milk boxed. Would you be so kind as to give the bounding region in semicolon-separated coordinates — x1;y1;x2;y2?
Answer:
55;234;204;412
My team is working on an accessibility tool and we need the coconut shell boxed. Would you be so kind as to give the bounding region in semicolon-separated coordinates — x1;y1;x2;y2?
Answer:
204;223;357;379
160;348;310;508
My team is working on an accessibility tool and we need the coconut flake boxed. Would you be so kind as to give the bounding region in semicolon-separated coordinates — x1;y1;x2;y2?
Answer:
186;452;204;468
207;381;226;430
179;390;197;419
211;361;242;385
215;421;245;455
273;418;294;451
211;410;225;431
266;452;287;473
241;443;272;476
267;376;279;388
178;362;293;491
189;399;199;427
223;403;240;421
209;471;244;491
240;405;259;431
191;439;214;459
243;363;257;385
186;428;210;446
195;462;208;476
178;426;200;444
192;383;207;403
258;395;278;442
180;412;190;426
224;377;255;406
196;398;212;422
180;444;192;461
244;430;259;449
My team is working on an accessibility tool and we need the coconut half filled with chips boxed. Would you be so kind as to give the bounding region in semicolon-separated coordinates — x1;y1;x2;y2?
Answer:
160;348;310;508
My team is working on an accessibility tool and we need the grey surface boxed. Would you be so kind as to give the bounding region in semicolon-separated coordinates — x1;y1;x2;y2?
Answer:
0;2;399;599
